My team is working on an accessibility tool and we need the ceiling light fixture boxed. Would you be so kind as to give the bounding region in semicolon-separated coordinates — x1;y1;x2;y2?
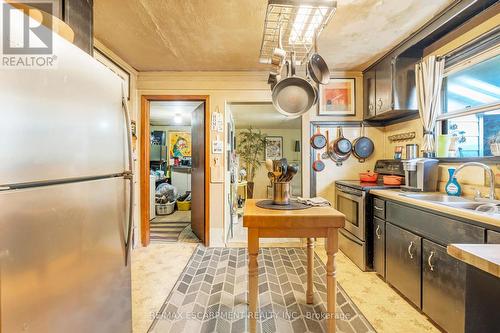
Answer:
259;0;337;65
289;6;312;44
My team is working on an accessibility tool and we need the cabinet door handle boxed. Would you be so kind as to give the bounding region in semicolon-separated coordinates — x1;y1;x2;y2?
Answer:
375;225;382;239
408;241;415;259
374;206;384;211
368;104;374;112
377;98;383;110
428;251;435;271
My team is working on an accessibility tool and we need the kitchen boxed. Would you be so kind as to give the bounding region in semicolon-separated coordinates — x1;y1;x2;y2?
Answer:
1;1;499;333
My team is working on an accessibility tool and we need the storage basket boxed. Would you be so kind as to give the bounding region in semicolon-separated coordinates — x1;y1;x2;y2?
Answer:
177;200;191;211
156;202;175;215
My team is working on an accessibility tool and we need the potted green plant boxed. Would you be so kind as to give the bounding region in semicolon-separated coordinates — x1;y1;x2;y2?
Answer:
488;132;500;156
236;127;266;198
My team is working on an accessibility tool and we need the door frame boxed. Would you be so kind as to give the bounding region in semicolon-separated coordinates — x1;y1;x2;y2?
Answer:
140;95;210;247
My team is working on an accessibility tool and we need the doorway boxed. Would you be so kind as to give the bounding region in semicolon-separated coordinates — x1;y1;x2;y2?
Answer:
225;102;303;245
140;95;210;247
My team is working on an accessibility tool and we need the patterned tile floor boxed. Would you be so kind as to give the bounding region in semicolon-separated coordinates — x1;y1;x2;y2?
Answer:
149;247;375;333
132;243;440;333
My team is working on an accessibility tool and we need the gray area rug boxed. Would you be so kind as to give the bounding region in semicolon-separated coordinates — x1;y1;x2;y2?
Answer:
149;247;375;333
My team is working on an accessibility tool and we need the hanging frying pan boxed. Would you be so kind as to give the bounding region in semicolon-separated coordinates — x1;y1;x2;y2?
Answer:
305;64;319;105
312;152;325;172
332;126;352;155
310;126;327;150
352;123;375;163
307;33;330;85
272;51;317;117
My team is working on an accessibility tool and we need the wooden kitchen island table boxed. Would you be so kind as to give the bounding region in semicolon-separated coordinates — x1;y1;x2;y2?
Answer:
243;199;345;333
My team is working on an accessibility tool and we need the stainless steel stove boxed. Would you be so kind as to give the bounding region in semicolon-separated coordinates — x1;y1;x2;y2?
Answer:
335;160;405;271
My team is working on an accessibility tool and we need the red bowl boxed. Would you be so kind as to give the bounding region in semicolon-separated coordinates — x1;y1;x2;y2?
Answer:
383;175;403;185
359;172;378;182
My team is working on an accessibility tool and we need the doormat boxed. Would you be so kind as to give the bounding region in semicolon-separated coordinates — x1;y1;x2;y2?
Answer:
148;246;375;333
150;217;191;243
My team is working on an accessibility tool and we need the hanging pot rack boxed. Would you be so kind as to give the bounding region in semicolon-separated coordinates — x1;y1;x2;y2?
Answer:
259;0;337;66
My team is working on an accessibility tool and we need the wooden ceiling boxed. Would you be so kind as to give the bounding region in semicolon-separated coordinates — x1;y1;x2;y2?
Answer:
94;0;453;72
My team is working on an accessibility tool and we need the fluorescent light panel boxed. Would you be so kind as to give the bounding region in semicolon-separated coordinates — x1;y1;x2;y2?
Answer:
289;6;312;44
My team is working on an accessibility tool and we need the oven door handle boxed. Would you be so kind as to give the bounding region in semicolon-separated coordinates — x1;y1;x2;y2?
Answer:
336;190;364;203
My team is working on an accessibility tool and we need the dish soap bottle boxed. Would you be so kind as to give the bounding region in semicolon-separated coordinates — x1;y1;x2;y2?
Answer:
445;168;461;196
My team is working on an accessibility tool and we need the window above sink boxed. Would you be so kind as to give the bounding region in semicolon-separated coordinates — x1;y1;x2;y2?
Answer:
436;29;500;161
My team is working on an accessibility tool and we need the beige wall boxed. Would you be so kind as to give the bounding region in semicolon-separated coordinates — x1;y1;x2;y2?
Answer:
383;118;423;159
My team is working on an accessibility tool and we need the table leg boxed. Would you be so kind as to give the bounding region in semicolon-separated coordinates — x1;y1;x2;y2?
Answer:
248;228;259;333
306;238;315;304
326;229;338;333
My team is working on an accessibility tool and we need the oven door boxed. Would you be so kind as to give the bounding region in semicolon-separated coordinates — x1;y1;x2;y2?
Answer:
335;187;365;240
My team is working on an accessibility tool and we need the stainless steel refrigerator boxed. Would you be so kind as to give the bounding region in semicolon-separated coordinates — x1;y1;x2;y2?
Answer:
0;10;133;333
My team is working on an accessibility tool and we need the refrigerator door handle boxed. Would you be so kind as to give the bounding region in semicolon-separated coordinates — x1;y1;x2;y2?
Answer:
122;86;134;266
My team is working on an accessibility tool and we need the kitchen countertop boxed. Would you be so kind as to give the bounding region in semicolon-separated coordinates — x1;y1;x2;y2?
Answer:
447;244;500;278
369;189;500;229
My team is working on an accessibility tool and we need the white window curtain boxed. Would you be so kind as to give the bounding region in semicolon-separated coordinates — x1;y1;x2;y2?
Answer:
415;55;445;155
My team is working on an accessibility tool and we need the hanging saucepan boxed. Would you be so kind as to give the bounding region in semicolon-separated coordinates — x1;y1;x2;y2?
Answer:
268;72;279;91
272;51;317;117
271;25;286;72
312;152;325;172
268;26;286;91
310;126;327;150
332;126;352;155
326;129;351;167
352;123;375;163
307;32;330;85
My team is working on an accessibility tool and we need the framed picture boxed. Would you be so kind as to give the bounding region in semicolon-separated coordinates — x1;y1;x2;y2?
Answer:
169;132;192;158
94;48;131;100
319;78;356;116
265;136;283;160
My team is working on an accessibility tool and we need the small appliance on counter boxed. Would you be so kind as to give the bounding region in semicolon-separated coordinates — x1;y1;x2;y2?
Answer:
405;143;419;159
401;158;439;192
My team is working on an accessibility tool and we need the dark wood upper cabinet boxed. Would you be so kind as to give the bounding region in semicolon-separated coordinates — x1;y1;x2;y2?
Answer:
27;0;93;55
64;0;94;55
363;68;376;119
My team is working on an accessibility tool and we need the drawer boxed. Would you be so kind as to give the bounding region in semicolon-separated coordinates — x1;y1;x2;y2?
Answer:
373;197;386;219
386;201;485;245
487;230;500;244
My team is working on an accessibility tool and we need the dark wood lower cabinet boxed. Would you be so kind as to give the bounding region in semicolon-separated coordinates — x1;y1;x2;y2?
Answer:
386;223;422;308
422;239;465;333
486;230;500;244
373;217;385;278
375;196;499;333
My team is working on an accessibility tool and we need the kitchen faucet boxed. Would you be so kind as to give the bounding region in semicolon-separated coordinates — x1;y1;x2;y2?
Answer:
451;162;497;200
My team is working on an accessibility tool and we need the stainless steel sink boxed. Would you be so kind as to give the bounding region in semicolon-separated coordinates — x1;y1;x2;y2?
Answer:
400;193;474;203
439;202;484;210
400;193;499;213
